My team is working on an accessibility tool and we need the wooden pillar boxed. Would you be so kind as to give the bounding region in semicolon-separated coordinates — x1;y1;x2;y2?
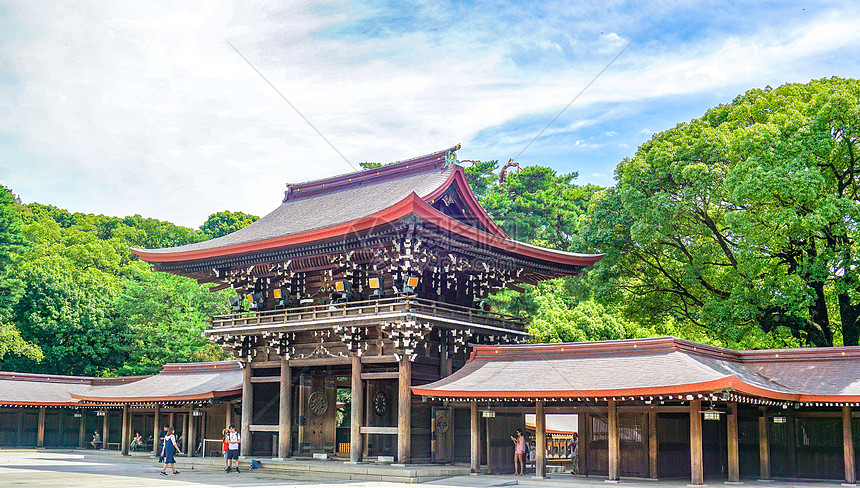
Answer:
181;413;188;455
225;402;232;430
648;411;658;479
102;411;109;450
153;405;161;456
279;357;293;459
36;406;45;447
168;412;175;431
727;402;740;482
470;401;480;473
397;357;412;464
485;409;492;474
608;400;620;481
439;331;453;377
349;355;362;462
535;400;547;478
578;412;588;475
78;411;86;449
758;407;770;480
240;362;253;457
844;406;856;484
690;399;704;486
188;409;196;457
120;404;130;456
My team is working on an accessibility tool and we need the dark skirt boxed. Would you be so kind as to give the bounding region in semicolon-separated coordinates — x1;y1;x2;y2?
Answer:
163;444;176;464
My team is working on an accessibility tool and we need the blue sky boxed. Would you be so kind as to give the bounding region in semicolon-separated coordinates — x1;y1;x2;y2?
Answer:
1;0;860;227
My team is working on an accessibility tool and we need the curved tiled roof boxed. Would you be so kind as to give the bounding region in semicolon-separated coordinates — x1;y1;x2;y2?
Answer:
412;337;860;402
0;362;243;406
131;145;604;271
0;372;144;406
70;361;244;403
134;147;461;257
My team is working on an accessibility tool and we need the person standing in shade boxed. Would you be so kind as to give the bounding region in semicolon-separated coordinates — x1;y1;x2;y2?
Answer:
159;427;181;476
510;429;525;476
225;424;241;473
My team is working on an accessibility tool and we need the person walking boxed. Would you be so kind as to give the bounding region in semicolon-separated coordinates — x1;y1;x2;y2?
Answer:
160;427;181;476
511;429;525;476
225;424;241;473
157;425;168;462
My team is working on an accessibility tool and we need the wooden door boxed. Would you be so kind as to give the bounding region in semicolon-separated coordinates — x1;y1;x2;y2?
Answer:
432;406;453;463
298;374;337;453
620;413;649;477
587;413;609;475
657;413;690;479
487;412;521;474
794;417;842;480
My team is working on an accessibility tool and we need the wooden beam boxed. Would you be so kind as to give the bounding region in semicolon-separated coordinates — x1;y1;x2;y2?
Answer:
608;399;620;481
36;406;45;448
727;402;739;482
535;400;546;478
250;376;281;383
690;399;704;486
470;401;479;474
844;406;856;484
648;411;658;479
360;426;398;435
360;372;399;380
278;358;292;458
249;424;279;432
758;407;770;480
350;355;363;463
362;355;399;364
289;357;351;367
250;361;281;368
397;358;412;463
153;405;161;456
240;364;253;456
121;404;130;456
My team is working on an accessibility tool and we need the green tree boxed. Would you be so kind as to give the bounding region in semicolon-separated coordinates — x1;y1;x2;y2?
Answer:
200;211;259;239
584;77;860;347
113;264;230;375
469;164;600;250
0;185;41;361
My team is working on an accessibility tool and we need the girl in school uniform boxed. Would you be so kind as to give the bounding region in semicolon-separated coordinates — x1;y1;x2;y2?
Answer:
160;427;182;476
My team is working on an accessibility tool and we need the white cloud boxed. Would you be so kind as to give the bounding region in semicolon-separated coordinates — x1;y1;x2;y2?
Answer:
0;2;859;227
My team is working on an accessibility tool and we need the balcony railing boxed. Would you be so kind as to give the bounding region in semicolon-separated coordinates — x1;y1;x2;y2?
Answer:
208;296;527;332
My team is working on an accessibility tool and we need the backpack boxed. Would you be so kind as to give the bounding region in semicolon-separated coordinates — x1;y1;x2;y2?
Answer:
250;459;262;470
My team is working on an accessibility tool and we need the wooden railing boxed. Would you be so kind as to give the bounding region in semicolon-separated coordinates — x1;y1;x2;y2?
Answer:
208;296;527;332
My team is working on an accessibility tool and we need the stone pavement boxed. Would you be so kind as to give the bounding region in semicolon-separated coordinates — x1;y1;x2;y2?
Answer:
0;451;855;488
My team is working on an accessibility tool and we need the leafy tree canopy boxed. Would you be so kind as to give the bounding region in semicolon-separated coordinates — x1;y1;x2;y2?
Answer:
200;210;260;239
584;77;860;347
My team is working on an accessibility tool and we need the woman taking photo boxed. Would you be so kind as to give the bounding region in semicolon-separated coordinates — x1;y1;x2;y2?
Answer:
510;428;525;476
160;427;182;476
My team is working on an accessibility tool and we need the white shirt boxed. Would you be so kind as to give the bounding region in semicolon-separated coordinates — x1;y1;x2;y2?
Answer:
227;431;241;450
163;434;178;449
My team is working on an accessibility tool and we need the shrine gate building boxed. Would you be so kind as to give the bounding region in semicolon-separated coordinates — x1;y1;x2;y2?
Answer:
132;145;603;463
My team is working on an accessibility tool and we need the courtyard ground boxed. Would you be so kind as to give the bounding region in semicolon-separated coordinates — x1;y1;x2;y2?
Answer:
0;450;855;488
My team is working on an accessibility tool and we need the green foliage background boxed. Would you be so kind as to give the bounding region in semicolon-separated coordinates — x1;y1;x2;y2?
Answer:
1;77;858;377
0;195;259;375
